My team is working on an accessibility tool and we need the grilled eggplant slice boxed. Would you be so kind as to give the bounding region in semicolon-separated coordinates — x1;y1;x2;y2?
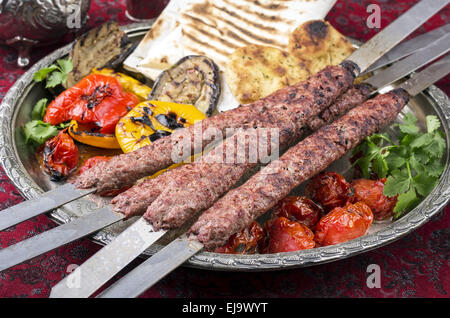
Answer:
65;21;136;88
149;55;221;116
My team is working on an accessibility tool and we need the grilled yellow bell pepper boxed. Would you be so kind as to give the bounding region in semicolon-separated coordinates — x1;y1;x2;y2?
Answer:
115;100;206;154
68;120;121;149
91;68;152;101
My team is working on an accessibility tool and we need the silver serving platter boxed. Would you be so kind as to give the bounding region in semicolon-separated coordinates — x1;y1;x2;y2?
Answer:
0;23;449;271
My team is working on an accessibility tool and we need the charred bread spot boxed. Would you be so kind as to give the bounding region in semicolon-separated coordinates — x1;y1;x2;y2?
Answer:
308;20;329;45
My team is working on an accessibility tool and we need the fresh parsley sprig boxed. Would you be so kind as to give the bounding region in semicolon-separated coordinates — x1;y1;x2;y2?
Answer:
23;120;59;145
353;113;445;219
23;98;69;145
31;98;48;120
33;59;73;88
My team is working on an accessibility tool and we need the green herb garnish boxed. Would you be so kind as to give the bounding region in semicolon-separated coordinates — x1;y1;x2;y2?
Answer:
353;113;445;219
23;120;59;145
31;98;48;120
24;98;69;145
33;59;73;88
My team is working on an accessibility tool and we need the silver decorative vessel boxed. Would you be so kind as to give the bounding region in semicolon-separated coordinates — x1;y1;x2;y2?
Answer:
0;0;91;67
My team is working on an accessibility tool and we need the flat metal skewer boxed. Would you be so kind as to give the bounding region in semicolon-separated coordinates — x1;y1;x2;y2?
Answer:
363;23;450;74
50;218;166;298
0;207;124;272
0;183;95;231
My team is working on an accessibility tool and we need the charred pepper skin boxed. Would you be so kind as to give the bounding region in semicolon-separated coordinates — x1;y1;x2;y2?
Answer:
44;74;139;135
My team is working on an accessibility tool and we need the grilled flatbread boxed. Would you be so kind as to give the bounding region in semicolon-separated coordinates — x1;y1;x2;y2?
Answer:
225;45;310;104
288;20;355;74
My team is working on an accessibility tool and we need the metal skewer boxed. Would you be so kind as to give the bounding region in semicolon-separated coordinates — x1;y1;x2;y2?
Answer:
0;184;95;231
363;23;450;74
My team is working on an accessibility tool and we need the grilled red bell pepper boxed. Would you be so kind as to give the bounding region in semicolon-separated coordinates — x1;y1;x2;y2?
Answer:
43;74;139;134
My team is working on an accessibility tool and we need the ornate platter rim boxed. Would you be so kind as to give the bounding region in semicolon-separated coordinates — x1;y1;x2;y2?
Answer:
0;23;449;272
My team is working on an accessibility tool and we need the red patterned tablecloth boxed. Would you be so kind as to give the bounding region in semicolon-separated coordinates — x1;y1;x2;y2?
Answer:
0;0;448;298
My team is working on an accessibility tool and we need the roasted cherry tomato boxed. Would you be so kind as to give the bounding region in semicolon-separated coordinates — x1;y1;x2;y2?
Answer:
352;178;398;220
42;130;79;181
43;74;139;134
214;221;264;254
314;201;373;246
272;196;323;229
263;217;315;253
305;171;353;211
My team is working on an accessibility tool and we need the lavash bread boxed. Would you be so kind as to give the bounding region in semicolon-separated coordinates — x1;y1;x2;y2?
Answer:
288;20;355;74
225;20;355;104
123;0;337;111
225;45;311;104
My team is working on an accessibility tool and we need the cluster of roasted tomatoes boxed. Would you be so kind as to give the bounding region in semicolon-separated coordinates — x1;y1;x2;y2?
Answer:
215;171;398;254
38;69;206;181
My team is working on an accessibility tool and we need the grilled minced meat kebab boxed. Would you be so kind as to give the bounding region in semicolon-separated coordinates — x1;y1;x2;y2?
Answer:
111;84;372;222
188;89;410;250
74;63;356;192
